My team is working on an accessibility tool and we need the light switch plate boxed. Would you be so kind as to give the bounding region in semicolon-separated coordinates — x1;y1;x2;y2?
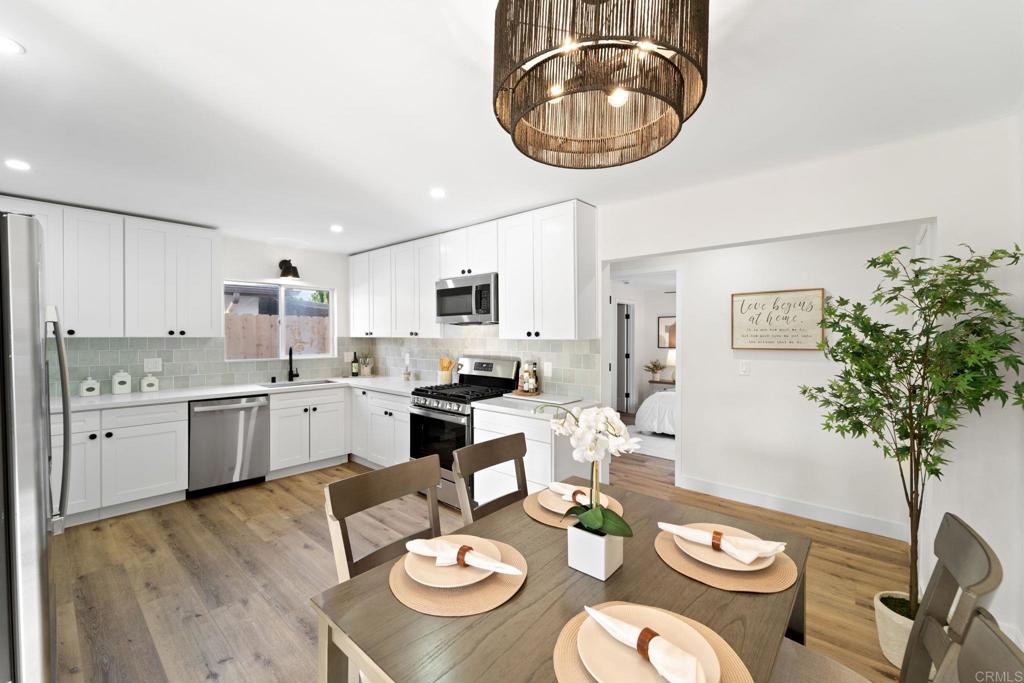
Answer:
738;360;750;376
144;357;163;373
543;362;553;378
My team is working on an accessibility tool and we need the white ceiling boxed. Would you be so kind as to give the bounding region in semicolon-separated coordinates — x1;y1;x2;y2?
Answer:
1;1;1021;254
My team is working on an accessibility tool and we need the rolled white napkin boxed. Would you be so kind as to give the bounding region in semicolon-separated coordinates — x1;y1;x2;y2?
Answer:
584;606;706;683
547;481;608;506
405;539;522;575
658;522;786;565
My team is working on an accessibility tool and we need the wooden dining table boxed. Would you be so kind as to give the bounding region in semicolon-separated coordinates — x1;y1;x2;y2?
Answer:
311;477;811;683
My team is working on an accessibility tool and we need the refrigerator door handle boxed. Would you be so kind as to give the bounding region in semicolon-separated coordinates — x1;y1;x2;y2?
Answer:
46;305;71;532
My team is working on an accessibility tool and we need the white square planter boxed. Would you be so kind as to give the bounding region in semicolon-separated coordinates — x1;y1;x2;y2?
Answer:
567;524;623;581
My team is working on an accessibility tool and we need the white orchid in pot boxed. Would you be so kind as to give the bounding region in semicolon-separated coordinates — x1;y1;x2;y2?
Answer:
537;405;642;580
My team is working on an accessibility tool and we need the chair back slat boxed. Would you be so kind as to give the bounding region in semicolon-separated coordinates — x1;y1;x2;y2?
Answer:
324;455;441;583
932;610;1024;683
901;513;1003;683
453;433;529;526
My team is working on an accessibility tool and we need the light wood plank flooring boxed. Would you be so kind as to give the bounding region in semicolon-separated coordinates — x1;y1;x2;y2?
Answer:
53;455;905;682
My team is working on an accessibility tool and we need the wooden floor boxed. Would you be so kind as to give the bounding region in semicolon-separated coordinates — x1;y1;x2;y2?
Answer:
53;455;906;682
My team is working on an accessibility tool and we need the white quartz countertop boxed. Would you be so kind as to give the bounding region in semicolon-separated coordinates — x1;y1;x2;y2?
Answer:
51;376;423;413
473;396;599;419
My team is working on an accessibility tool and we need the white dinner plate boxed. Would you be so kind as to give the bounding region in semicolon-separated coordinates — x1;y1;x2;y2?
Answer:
403;534;502;589
577;603;721;683
672;523;776;572
537;487;611;515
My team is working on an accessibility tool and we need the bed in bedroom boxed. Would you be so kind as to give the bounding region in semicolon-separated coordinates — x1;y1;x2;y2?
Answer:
634;390;678;436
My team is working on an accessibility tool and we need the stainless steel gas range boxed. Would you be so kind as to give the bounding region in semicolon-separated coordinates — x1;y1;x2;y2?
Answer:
409;357;520;509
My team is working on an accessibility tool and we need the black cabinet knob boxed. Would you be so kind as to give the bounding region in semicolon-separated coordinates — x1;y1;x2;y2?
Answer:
168;330;174;335
467;269;472;274
104;432;113;438
88;433;98;440
526;331;532;337
312;407;318;412
460;269;466;274
361;391;366;395
67;329;75;336
535;331;541;338
303;408;309;413
179;330;186;336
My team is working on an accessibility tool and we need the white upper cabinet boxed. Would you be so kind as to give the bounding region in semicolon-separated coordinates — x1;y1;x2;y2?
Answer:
0;196;63;312
498;200;597;340
62;208;124;338
415;237;441;338
466;221;498;274
349;252;370;337
392;242;417;336
125;218;221;338
369;248;393;337
439;221;498;278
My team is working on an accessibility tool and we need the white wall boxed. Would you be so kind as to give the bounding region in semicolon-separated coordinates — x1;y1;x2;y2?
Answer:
598;113;1024;642
221;236;350;335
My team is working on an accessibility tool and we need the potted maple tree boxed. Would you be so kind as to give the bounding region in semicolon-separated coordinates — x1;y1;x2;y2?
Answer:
801;245;1024;666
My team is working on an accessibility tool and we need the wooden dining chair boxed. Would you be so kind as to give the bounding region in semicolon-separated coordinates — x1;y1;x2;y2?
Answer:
770;512;1003;683
931;609;1024;682
452;432;528;526
324;454;441;583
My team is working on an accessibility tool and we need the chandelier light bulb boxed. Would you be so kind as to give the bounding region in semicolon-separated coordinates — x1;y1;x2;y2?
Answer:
637;40;656;51
607;88;629;108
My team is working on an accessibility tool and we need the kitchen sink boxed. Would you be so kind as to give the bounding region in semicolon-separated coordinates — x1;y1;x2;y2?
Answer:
260;379;339;388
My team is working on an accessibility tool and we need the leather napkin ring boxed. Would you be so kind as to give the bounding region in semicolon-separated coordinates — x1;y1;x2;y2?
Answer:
711;530;724;552
636;627;659;661
456;545;473;567
571;490;585;505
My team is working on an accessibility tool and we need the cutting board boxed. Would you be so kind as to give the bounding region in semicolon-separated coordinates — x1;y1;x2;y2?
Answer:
502;392;580;405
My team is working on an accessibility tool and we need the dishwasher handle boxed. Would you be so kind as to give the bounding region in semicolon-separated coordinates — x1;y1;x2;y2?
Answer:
192;398;269;413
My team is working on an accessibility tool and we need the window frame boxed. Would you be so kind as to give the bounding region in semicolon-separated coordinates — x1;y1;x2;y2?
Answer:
223;280;337;362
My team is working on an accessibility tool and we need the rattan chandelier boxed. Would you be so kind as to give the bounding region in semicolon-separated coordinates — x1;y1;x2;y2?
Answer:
494;0;709;169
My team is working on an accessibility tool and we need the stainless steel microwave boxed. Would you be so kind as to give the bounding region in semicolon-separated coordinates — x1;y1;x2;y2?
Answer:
435;272;498;325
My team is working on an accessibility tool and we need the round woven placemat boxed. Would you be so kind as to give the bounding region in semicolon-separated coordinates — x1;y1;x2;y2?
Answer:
654;531;798;593
522;493;625;529
389;541;527;617
553;601;753;683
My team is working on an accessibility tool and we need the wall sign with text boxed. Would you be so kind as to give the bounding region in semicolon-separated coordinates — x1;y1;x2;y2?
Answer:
731;288;825;350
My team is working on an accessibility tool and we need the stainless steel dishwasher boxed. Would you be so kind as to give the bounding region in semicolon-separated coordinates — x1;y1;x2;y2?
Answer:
188;394;270;494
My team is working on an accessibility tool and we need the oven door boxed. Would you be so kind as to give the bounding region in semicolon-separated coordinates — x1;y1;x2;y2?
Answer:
409;406;469;474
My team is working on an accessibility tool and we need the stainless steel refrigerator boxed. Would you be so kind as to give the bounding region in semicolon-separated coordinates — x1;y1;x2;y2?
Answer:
1;212;72;682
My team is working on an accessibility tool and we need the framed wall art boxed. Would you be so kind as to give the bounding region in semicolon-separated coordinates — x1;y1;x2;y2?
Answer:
657;316;677;349
731;288;825;350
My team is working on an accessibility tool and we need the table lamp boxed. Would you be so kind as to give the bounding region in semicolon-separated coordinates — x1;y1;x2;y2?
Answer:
665;348;677;382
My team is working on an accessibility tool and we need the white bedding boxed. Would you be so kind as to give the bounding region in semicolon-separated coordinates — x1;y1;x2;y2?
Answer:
635;391;678;436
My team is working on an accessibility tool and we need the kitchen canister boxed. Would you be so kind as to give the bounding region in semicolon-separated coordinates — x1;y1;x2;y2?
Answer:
79;376;100;397
140;374;159;393
111;370;132;395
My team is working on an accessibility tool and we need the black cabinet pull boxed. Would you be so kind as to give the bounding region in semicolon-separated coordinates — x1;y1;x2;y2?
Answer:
467;269;472;274
303;408;309;413
526;331;532;337
361;391;366;395
535;331;541;337
312;407;318;412
104;432;113;438
88;433;98;440
67;329;75;336
179;330;186;336
460;269;466;274
168;330;174;335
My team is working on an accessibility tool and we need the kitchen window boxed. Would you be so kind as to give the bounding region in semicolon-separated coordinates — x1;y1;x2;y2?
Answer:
223;281;334;360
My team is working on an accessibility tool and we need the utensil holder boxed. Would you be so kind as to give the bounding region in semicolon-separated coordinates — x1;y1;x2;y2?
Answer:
438;370;452;385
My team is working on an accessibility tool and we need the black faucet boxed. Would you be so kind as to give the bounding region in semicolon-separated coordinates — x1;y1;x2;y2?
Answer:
288;347;300;382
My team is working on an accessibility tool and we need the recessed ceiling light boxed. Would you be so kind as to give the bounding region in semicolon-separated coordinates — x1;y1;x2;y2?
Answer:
4;159;31;172
429;187;446;200
329;224;344;233
0;37;25;56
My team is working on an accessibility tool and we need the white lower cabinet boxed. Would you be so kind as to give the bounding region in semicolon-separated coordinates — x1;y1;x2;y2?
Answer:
352;390;410;468
270;406;312;471
269;392;348;472
101;420;188;507
472;427;547;504
366;410;394;468
351;390;370;456
49;432;102;515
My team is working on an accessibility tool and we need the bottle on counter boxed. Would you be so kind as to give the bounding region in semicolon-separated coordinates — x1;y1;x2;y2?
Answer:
351;351;360;377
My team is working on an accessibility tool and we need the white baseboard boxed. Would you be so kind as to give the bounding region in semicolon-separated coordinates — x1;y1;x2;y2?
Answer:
267;454;350;480
64;491;186;529
676;473;910;541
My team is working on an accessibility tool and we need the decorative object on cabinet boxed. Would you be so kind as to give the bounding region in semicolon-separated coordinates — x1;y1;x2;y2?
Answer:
111;370;132;395
539;405;639;580
140;375;159;393
278;259;300;279
438;356;455;385
657;316;677;348
800;245;1024;649
79;377;100;397
513;361;541;396
360;355;374;376
493;0;709;169
731;288;824;350
642;359;666;382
